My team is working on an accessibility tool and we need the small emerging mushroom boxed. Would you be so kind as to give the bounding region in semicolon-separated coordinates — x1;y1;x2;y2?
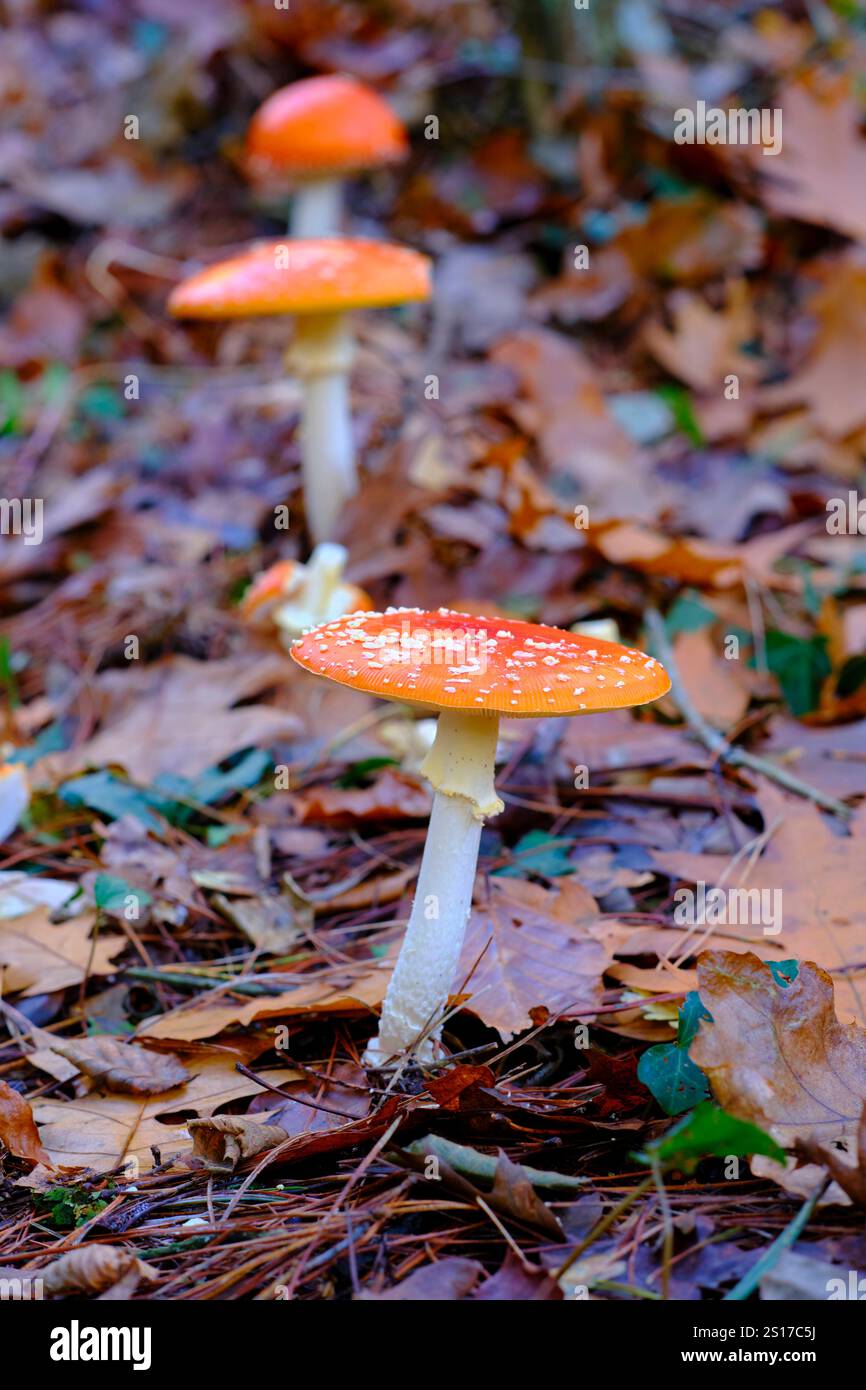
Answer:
242;542;372;643
168;239;431;544
246;75;408;236
291;608;671;1065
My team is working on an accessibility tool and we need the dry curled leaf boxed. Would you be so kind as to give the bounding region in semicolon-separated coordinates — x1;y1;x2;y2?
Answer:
490;1150;564;1240
691;950;866;1197
0;1080;49;1165
47;1036;190;1095
188;1115;288;1172
39;1245;157;1300
296;770;431;824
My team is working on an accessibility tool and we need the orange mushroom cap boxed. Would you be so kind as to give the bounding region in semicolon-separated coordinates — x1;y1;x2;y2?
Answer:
291;608;671;717
168;239;431;319
247;75;408;181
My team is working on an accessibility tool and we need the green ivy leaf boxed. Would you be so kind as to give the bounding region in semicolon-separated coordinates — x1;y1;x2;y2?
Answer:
93;873;152;915
337;757;400;788
637;991;711;1115
664;591;717;638
494;829;575;878
763;630;831;716
642;1101;787;1175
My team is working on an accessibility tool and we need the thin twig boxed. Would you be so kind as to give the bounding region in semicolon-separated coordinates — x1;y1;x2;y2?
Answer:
645;609;851;820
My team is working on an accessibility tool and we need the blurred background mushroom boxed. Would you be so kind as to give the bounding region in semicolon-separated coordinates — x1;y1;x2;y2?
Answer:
245;75;409;236
241;542;372;644
168;238;431;545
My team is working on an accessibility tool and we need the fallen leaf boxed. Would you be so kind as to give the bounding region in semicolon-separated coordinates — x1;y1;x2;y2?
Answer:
690;951;866;1196
474;1250;562;1300
41;654;299;784
14;160;192;228
0;909;124;996
188;1115;288;1172
616;194;765;284
37;1245;157;1300
760;259;866;438
491;327;647;518
46;1036;190;1096
267;1061;370;1137
0;1080;48;1164
743;76;866;244
212;890;308;955
139;961;390;1042
426;1064;496;1112
490;1150;564;1240
296;770;431;824
643;281;757;394
659;788;866;1021
798;1105;866;1207
671;628;750;729
32;1051;289;1174
761;717;866;800
759;1248;849;1302
457;878;610;1039
360;1257;484;1301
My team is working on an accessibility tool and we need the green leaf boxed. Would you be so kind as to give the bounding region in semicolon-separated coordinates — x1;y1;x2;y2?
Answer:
59;772;173;832
767;958;799;987
639;963;799;1116
637;991;712;1115
93;873;152;915
836;653;866;699
205;823;245;848
654;384;704;447
157;747;274;807
644;1101;786;1175
336;757;400;789
11;721;68;765
0;371;25;436
664;591;716;638
762;630;831;716
0;636;20;708
36;1185;112;1229
493;829;575;878
78;382;125;421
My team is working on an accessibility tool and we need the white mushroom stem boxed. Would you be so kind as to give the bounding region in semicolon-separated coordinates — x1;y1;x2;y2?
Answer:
286;313;356;545
290;178;344;237
365;710;503;1066
272;543;351;641
304;542;349;616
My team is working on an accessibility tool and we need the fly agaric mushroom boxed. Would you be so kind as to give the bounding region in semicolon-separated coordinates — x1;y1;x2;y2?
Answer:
246;75;408;236
241;542;372;643
291;607;671;1065
168;238;431;545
